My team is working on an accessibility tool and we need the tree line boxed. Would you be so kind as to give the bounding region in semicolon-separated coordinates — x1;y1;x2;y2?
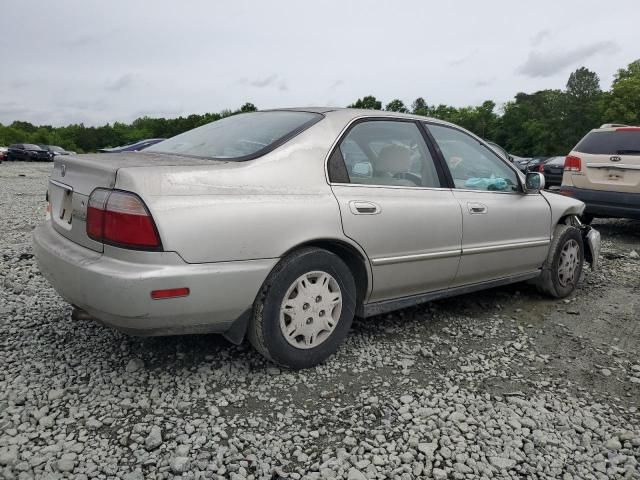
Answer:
1;60;638;157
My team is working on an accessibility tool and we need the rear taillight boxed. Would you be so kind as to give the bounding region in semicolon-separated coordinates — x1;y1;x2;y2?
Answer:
87;189;161;250
616;127;640;132
538;163;545;173
564;155;582;172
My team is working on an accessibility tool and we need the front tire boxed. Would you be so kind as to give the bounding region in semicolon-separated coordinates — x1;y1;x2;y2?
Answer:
248;248;356;369
535;225;584;298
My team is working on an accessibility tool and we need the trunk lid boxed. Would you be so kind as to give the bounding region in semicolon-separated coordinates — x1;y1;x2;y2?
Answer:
48;152;215;252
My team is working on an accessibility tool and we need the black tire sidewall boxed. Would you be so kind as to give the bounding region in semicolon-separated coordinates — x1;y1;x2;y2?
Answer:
258;249;356;369
550;228;584;297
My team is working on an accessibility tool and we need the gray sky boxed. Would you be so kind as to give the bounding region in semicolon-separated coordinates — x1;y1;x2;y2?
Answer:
2;0;638;126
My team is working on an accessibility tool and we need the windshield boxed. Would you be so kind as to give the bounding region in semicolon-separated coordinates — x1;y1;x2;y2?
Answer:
146;111;322;160
575;130;640;155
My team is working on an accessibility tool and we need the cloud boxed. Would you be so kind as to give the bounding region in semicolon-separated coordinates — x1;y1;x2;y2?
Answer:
62;29;123;48
105;73;135;92
9;79;30;89
474;78;494;88
449;50;479;67
328;80;344;90
531;29;551;46
55;99;109;112
238;75;288;91
0;101;36;120
517;41;619;78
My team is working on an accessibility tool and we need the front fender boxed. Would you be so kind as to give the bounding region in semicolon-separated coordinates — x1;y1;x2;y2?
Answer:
541;190;586;227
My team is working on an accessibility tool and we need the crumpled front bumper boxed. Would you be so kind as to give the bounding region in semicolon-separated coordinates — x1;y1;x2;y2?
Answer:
583;226;601;271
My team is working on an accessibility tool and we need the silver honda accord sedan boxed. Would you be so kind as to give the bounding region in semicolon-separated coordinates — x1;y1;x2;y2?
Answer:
33;108;601;368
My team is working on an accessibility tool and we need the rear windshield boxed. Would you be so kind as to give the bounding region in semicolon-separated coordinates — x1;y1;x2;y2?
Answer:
574;130;640;155
146;111;322;160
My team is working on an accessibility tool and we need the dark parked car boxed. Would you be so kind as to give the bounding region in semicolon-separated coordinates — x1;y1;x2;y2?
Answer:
98;138;165;153
538;156;565;187
511;155;532;172
525;157;550;174
7;144;52;162
39;145;75;157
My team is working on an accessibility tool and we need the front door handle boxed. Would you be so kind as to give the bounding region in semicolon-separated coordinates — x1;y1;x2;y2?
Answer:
349;200;381;215
467;202;488;214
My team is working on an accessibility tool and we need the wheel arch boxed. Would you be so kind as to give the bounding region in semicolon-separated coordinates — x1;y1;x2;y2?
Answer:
224;237;372;346
280;238;372;313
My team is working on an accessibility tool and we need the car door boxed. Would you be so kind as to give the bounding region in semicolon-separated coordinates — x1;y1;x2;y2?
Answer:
425;123;551;286
328;119;462;302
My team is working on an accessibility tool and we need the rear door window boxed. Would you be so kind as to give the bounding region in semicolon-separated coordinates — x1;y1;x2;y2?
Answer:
574;130;640;155
334;120;442;188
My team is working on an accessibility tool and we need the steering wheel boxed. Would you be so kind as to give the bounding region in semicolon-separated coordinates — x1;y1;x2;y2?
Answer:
393;172;421;186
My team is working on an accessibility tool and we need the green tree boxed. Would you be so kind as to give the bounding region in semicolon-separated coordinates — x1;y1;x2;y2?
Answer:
565;67;603;143
498;90;568;156
348;95;382;110
603;59;640;125
411;97;430;116
385;99;408;113
240;102;257;112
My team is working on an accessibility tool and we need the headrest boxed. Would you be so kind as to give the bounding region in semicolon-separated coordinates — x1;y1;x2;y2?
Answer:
376;145;412;174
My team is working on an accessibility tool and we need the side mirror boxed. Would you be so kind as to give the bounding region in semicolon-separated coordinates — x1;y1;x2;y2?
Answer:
352;162;373;177
525;172;545;192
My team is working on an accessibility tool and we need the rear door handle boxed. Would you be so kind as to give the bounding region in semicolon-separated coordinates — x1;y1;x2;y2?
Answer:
349;200;381;215
467;202;488;214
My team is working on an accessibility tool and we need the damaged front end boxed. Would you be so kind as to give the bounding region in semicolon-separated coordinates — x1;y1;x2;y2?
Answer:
564;215;601;270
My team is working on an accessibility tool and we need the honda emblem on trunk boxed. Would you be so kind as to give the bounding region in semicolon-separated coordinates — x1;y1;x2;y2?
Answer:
610;156;622;162
61;164;66;177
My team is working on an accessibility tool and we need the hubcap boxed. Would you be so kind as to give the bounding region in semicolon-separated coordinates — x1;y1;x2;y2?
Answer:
279;271;342;349
557;239;580;287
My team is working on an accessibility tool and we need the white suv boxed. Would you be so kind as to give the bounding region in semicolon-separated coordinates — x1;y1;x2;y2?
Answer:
560;124;640;223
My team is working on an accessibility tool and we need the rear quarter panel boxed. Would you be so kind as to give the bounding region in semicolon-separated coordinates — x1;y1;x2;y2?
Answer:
114;116;356;264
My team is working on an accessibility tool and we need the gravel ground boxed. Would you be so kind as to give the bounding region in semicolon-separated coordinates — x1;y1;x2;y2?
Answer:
1;161;639;480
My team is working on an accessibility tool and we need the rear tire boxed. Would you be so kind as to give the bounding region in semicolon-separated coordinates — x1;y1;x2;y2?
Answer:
248;247;356;369
535;224;584;298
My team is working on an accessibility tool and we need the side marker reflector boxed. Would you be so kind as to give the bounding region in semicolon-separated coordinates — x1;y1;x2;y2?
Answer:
151;287;190;300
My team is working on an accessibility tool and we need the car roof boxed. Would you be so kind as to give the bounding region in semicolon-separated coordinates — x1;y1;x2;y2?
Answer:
266;107;457;127
593;124;640;132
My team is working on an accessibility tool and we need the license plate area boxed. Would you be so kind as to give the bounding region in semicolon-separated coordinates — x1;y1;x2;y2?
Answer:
607;169;624;181
49;180;74;231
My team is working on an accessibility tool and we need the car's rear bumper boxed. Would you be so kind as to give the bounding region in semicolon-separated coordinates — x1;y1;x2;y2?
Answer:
33;220;276;337
559;186;640;220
